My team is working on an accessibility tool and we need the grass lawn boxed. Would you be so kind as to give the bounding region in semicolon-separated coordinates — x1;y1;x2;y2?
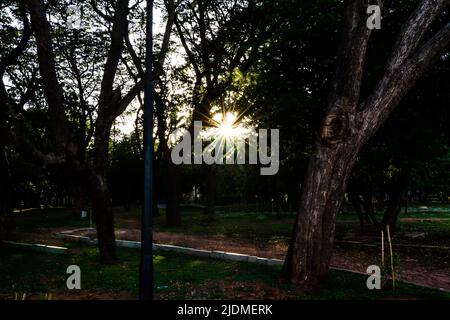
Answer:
153;210;295;243
12;208;91;231
10;204;450;246
148;205;450;245
0;245;449;300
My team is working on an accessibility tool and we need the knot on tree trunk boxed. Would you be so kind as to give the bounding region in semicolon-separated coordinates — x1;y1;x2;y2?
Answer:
320;104;351;146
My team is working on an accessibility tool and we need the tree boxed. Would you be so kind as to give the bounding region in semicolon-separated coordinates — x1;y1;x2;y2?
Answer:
174;0;274;217
122;0;180;226
0;0;31;241
0;139;13;241
109;133;143;209
283;0;450;289
21;0;136;264
239;0;341;211
0;0;174;264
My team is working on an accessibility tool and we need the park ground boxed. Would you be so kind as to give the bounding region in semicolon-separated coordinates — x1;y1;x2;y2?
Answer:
1;204;449;300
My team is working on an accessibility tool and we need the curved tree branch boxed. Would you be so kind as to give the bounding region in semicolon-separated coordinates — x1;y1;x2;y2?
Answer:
360;20;450;138
0;1;31;76
385;0;449;72
28;0;69;152
329;0;382;110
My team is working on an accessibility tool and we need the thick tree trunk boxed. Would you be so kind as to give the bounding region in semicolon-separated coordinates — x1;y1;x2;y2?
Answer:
89;173;117;264
87;0;129;263
283;138;361;288
90;124;117;264
283;0;449;290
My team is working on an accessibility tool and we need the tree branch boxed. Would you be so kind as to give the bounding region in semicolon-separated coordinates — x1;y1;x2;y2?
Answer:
0;1;31;76
385;0;449;73
113;79;144;119
360;21;450;138
98;0;129;111
174;12;202;79
124;26;145;77
90;0;114;22
28;0;69;152
329;0;381;109
155;0;176;77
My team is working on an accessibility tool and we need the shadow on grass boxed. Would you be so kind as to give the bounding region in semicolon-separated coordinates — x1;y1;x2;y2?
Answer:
0;245;448;300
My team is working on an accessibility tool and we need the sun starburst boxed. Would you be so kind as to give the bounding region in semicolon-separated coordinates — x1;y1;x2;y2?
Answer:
203;111;251;141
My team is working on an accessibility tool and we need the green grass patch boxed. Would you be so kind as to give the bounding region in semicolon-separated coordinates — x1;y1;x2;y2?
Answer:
152;210;295;243
0;246;448;300
13;208;91;230
13;206;450;246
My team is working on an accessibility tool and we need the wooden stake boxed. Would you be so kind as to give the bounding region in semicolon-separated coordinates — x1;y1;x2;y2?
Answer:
387;225;395;290
381;230;385;267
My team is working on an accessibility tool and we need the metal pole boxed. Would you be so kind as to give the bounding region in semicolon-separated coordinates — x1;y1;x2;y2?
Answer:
139;0;154;301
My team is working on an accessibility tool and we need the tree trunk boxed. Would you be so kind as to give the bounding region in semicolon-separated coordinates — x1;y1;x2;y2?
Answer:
283;138;361;288
350;192;365;232
165;160;181;227
380;168;410;232
203;165;216;218
0;142;13;241
283;0;450;290
88;174;117;264
152;153;160;217
154;92;180;226
152;176;160;217
361;190;379;230
274;175;283;218
275;192;282;219
90;124;117;264
70;177;88;216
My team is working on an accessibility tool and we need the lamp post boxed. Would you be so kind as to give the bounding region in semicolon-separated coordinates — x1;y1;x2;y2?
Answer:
139;0;154;301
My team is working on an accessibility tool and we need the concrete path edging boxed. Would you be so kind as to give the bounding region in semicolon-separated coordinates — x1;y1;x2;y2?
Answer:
56;232;283;266
1;240;68;255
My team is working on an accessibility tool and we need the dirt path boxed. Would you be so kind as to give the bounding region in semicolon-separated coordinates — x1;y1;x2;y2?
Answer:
68;228;450;291
338;217;450;223
399;218;450;222
154;231;450;291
